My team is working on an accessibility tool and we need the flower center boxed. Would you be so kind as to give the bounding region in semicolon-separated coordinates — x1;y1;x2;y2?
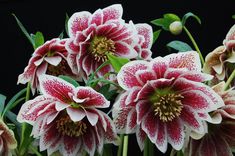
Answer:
47;59;68;76
56;115;87;137
89;36;115;62
152;93;184;122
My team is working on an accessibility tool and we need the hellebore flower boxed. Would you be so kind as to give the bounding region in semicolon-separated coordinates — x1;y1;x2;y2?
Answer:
113;51;224;152
18;38;78;94
66;4;153;80
184;82;235;156
17;74;118;156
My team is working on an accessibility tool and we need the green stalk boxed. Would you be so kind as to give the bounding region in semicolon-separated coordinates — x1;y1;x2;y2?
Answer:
29;145;42;156
143;138;148;156
117;134;124;156
224;69;235;90
148;139;154;156
122;135;129;156
183;26;205;65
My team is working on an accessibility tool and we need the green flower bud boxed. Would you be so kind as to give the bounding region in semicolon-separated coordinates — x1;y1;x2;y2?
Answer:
169;21;183;35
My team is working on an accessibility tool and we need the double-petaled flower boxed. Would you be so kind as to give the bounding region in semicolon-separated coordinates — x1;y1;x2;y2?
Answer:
0;119;17;156
18;38;77;94
66;4;153;81
112;51;224;152
184;82;235;156
17;74;118;156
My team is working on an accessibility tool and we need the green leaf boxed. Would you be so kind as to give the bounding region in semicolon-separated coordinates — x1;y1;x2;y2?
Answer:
98;84;117;100
182;12;201;26
59;31;64;39
153;30;161;44
65;13;70;36
34;31;44;49
12;14;35;47
5;111;21;128
163;13;181;22
2;88;27;116
107;53;129;72
167;40;192;52
58;75;79;87
0;94;6;115
19;123;33;156
232;14;235;19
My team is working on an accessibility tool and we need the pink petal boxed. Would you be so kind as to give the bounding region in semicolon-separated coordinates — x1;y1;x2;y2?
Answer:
117;60;148;90
165;51;201;72
103;114;118;145
216;105;235;119
67;53;80;75
83;129;96;156
139;49;152;60
180;106;204;134
135;24;153;49
39;74;75;102
164;68;188;79
96;23;117;36
76;87;110;108
67;107;86;122
127;108;137;133
136;69;156;85
114;42;138;59
35;39;57;56
213;135;233;156
82;55;93;76
68;11;92;37
61;136;80;156
150;57;168;78
142;111;158;143
125;87;141;105
198;135;217;156
136;126;146;151
167;119;184;150
65;38;80;54
102;4;123;23
155;121;167;153
180;72;213;82
136;100;151;124
224;24;235;51
90;9;103;25
44;56;62;66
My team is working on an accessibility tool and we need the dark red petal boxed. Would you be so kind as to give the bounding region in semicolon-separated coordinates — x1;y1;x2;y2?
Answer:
126;87;141;105
198;135;217;156
62;136;80;156
114;42;138;59
136;126;146;151
82;55;93;76
90;9;103;25
140;49;152;60
103;114;118;145
155;121;167;153
136;69;156;85
136;100;151;124
213;135;233;156
150;57;168;78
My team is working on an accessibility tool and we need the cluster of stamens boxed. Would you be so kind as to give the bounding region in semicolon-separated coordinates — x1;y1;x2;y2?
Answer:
153;93;184;122
47;59;68;76
56;115;87;137
89;36;115;62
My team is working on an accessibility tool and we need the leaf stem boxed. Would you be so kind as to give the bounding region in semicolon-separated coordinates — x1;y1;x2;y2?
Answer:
225;69;235;90
117;134;124;156
183;26;205;65
122;135;129;156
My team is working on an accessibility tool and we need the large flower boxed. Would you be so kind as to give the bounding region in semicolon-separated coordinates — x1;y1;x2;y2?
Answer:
184;82;235;156
18;38;78;94
0;119;17;156
17;74;118;156
66;4;153;80
112;51;224;152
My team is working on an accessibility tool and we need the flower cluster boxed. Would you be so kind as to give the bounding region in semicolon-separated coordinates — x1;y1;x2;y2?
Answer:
1;4;235;156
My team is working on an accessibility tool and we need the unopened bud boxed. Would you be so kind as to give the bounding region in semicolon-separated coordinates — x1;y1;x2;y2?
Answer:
169;21;183;35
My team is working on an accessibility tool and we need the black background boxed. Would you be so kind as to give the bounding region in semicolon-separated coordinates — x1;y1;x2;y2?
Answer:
0;0;235;155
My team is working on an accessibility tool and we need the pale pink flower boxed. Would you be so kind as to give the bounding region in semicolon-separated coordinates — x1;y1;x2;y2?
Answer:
66;4;153;80
0;119;17;156
184;82;235;156
17;74;118;156
112;51;224;152
18;38;78;94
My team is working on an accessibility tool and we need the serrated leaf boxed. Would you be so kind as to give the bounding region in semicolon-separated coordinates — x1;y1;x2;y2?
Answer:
58;75;79;87
12;14;35;47
167;40;192;52
153;30;161;44
0;94;6;115
34;31;44;49
107;53;129;72
65;13;70;37
182;12;201;26
2;88;27;116
163;13;181;22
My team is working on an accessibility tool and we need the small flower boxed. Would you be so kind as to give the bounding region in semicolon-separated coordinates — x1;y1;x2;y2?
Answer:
169;21;183;35
18;38;78;94
0;119;17;156
184;82;235;156
113;51;223;152
17;74;118;156
66;4;153;80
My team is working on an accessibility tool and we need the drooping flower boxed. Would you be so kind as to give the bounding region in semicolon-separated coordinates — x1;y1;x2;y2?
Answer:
184;82;235;156
17;74;118;156
203;24;235;84
112;51;224;152
18;38;78;94
66;4;153;80
0;119;17;156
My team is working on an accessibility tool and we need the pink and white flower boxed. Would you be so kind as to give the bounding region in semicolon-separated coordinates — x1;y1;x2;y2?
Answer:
66;4;153;80
0;119;17;156
18;38;78;94
17;74;118;156
112;51;224;152
184;82;235;156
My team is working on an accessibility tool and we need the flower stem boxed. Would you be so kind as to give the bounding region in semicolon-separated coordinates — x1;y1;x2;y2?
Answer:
117;134;124;156
25;82;31;101
183;26;205;65
143;138;148;156
122;135;129;156
29;145;42;156
225;69;235;90
148;139;154;156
